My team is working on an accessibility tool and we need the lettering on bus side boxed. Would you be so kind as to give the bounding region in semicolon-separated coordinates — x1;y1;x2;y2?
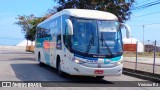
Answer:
43;41;56;49
50;20;57;28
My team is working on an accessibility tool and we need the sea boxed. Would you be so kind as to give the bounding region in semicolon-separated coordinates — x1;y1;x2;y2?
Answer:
0;37;24;46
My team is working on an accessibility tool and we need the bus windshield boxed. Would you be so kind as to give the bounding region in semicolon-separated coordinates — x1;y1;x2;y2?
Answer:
71;17;122;58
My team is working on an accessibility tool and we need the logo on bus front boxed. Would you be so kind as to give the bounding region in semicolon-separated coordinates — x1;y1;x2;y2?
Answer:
97;59;104;64
104;59;111;64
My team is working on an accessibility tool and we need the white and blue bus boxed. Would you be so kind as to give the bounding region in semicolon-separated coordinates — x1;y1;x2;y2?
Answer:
35;9;131;79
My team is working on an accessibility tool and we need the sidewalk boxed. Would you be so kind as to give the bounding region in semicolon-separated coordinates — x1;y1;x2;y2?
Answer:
123;57;160;74
123;57;160;81
124;57;160;65
0;45;25;50
123;61;160;74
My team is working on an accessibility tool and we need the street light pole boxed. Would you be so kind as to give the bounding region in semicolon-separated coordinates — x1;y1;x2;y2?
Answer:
142;25;145;52
148;40;150;52
131;36;133;44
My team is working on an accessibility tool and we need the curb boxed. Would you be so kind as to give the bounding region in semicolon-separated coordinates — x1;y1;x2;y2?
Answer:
123;68;160;83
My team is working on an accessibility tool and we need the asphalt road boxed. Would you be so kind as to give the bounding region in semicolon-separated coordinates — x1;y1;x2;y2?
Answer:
0;48;159;90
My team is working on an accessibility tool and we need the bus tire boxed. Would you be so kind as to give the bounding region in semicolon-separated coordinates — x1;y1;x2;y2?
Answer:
57;57;65;77
95;76;104;79
38;52;44;67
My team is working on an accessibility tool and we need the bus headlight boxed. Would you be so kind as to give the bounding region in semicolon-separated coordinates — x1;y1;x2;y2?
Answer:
75;59;80;63
116;61;123;65
74;59;85;64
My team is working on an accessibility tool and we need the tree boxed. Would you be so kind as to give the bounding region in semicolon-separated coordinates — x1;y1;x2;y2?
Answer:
15;15;47;42
54;0;135;22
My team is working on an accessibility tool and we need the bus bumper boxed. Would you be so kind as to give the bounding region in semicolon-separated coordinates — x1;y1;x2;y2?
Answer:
67;63;123;76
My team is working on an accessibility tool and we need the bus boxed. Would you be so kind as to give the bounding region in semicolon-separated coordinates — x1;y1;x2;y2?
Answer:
35;9;131;79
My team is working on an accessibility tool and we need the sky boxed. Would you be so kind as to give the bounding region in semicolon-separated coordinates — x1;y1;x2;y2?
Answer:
125;0;160;45
0;0;55;45
0;0;160;45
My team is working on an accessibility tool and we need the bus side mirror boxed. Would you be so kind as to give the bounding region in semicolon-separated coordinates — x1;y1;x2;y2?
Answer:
120;23;131;39
65;19;73;35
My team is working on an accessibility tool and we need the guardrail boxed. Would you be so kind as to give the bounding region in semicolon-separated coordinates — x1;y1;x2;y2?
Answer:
0;45;35;52
0;45;26;50
124;40;160;73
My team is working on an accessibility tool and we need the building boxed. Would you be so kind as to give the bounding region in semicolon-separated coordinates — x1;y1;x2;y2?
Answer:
145;45;160;52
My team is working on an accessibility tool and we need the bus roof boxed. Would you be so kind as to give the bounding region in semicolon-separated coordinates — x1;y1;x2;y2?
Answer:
39;9;118;25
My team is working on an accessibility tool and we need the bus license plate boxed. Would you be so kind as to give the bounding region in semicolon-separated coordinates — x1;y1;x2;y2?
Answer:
94;70;104;74
87;60;98;63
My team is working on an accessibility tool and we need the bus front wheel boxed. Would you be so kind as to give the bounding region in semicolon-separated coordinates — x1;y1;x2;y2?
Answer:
95;76;104;79
38;52;44;67
57;58;65;77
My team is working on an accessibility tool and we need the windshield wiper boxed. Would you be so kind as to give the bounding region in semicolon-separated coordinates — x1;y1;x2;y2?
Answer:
85;27;95;56
100;32;113;56
85;35;94;56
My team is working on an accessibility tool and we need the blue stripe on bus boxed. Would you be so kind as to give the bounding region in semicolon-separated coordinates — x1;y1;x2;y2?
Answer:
111;56;121;61
74;54;121;61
